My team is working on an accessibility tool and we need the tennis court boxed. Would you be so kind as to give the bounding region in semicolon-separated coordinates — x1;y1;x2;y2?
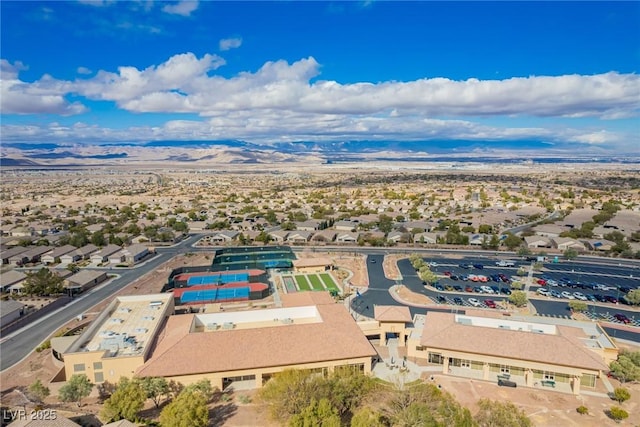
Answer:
308;274;325;291
283;276;297;293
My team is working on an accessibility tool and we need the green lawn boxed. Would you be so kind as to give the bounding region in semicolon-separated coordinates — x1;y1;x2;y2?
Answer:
308;274;325;291
295;275;311;291
319;273;339;292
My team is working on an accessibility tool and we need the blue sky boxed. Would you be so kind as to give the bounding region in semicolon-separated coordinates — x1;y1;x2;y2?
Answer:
1;1;639;153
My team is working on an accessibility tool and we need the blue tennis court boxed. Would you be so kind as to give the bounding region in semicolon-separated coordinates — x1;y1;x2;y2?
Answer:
180;287;250;304
186;272;250;286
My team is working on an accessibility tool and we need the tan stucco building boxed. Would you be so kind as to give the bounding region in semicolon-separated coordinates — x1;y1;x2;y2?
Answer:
63;292;376;391
291;257;333;273
406;311;617;395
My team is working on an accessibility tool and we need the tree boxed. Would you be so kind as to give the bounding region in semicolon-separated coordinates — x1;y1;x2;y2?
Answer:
289;398;341;427
568;301;588;312
517;246;531;257
474;399;532;427
350;407;385;427
609;351;640;383
612;387;631;404
139;377;169;408
488;234;501;250
255;231;272;245
23;268;64;296
508;291;528;307
608;406;629;423
377;214;393;234
91;231;106;247
28;379;50;403
503;234;522;251
159;389;208;427
624;289;640;305
101;378;146;422
418;266;438;285
563;248;578;260
183;379;215;403
59;374;93;407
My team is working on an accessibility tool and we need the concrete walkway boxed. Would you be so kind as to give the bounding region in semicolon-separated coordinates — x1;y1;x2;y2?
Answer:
371;338;440;385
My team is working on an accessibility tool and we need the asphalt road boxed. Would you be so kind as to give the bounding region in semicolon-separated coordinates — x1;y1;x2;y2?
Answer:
0;234;202;371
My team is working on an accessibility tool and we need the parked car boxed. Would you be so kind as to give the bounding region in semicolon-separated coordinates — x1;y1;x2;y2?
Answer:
537;279;547;286
573;292;587;301
605;295;618;304
594;294;607;302
490;286;500;294
546;279;559;287
450;275;459;281
453;297;464;305
537;288;551;296
500;288;512;295
473;264;484;269
443;271;452;277
585;294;596;302
437;295;447;303
465;286;474;292
484;299;497;308
550;290;562;298
428;262;439;267
619;286;632;294
478;275;489;283
480;285;494;294
468;298;482;307
434;284;444;291
459;263;471;269
453;285;463;292
561;291;575;299
473;286;483;293
496;260;515;267
614;313;631;324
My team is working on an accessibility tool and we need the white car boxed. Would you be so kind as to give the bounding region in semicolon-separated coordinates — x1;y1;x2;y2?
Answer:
480;285;494;294
573;292;587;301
468;298;482;307
428;262;438;267
537;288;550;296
596;284;617;291
546;279;559;287
561;291;575;299
496;260;515;267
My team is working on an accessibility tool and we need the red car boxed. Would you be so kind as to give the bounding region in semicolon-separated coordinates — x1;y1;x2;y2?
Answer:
537;279;547;285
614;313;631;324
484;299;497;308
443;271;452;277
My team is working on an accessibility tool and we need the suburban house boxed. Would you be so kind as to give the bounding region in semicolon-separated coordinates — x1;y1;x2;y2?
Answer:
552;237;586;252
268;230;289;243
524;236;552;249
387;231;411;244
207;230;240;244
334;220;358;232
413;232;439;245
310;230;337;243
121;244;150;264
533;224;567;239
286;231;314;244
581;239;616;252
66;270;108;294
0;299;25;328
41;244;77;264
1;246;29;265
336;232;360;244
294;220;321;231
91;244;123;264
0;270;27;292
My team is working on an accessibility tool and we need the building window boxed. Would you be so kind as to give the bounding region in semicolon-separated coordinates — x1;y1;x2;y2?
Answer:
73;364;85;372
543;371;555;381
461;360;471;369
428;353;443;364
94;372;104;383
580;374;596;388
500;365;510;374
93;362;103;370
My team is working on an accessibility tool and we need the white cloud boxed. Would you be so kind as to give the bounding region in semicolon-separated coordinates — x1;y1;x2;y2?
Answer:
162;0;199;16
0;59;28;80
77;66;92;75
219;37;243;51
2;53;639;150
